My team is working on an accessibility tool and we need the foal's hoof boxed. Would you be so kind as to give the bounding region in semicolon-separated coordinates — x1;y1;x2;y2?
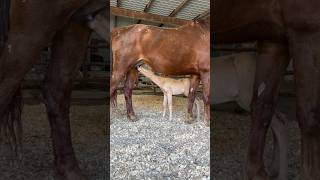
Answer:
128;114;138;122
204;120;210;127
184;114;194;124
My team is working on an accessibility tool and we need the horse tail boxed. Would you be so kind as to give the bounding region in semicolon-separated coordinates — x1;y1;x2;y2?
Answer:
0;87;23;157
0;0;10;49
110;47;118;107
0;0;22;157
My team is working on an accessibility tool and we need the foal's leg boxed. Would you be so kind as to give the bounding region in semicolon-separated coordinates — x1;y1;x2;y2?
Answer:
168;92;173;121
186;75;200;123
247;42;289;180
124;68;139;121
163;93;168;118
200;72;210;126
42;22;91;180
288;30;320;180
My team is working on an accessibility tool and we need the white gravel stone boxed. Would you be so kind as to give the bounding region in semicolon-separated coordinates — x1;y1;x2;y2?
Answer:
111;94;210;179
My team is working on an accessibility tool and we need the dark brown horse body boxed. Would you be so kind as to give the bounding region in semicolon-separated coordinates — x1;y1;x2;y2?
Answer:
213;0;320;179
110;21;210;124
0;0;108;179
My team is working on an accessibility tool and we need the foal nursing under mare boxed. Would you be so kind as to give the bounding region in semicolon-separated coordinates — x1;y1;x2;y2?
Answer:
111;20;210;125
136;63;201;121
0;0;107;179
214;0;320;179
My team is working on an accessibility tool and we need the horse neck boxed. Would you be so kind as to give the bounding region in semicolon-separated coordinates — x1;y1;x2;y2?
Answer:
138;67;164;87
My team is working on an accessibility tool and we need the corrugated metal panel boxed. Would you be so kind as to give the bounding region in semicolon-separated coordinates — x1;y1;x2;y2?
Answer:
110;0;117;7
148;0;182;16
176;0;209;20
110;0;210;22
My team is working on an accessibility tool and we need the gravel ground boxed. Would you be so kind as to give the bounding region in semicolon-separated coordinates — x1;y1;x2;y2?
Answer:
0;94;108;180
110;94;210;179
212;96;300;179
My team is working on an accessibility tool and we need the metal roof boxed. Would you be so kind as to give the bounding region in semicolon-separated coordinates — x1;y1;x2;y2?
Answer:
110;0;210;21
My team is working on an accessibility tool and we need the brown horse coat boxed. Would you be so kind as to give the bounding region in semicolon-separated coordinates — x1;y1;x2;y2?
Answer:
111;20;210;124
0;0;108;179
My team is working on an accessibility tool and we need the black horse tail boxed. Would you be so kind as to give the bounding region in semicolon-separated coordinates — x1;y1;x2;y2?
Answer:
0;0;23;158
0;87;23;158
0;0;10;49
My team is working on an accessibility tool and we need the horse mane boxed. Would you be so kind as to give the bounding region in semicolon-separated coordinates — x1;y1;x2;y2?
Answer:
0;0;10;49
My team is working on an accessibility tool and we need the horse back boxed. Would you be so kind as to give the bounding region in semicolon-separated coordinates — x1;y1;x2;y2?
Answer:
112;24;209;75
213;0;320;43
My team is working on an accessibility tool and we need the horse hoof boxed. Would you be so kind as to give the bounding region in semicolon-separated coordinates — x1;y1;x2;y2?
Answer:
248;167;271;180
54;168;88;180
128;114;138;121
185;115;194;124
204;119;210;126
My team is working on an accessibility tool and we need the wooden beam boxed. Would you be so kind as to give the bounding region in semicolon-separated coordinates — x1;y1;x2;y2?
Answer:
169;0;191;17
111;7;191;26
137;0;155;24
193;9;210;20
159;0;191;27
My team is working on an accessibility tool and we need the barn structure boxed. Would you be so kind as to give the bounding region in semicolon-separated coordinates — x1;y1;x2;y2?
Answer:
109;1;210;179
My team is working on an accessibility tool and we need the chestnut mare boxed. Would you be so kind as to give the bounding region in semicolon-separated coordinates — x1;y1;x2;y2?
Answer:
0;0;107;179
110;20;210;125
213;1;320;179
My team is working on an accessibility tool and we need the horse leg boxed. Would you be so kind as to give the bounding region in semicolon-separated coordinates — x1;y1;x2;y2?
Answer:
288;30;320;179
186;75;200;123
163;93;167;118
0;1;78;156
268;112;288;180
42;22;91;180
168;92;173;121
110;53;127;108
195;96;201;121
124;68;139;121
200;72;210;126
247;42;289;180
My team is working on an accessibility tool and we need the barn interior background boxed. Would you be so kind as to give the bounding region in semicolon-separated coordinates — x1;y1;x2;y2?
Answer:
109;0;210;179
212;42;299;179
